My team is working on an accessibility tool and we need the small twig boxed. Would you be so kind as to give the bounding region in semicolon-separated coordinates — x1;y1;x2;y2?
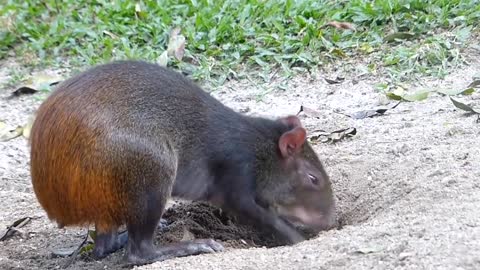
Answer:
296;105;304;115
63;230;90;269
0;216;35;241
332;110;351;118
391;101;402;109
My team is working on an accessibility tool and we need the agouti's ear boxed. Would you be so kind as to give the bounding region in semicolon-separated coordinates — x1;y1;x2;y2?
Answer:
278;115;302;129
279;127;307;158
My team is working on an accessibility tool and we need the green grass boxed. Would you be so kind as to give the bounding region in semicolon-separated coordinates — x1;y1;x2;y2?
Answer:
1;0;479;86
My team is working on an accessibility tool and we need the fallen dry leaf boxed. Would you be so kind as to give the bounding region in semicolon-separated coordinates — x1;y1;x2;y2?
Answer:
402;90;430;102
349;109;388;119
324;21;356;31
337;101;401;119
353;246;383;254
10;71;62;98
11;86;38;97
437;87;474;96
325;76;345;84
297;105;323;118
450;97;480;114
0;122;23;142
309;127;357;143
167;27;186;61
157;50;169;67
0;217;33;241
386;88;430;102
467;79;480;88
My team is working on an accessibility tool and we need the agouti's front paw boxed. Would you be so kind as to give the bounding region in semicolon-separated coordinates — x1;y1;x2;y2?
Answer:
185;239;225;254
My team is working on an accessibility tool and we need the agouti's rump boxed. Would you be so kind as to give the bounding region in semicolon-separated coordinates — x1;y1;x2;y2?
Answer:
30;61;336;265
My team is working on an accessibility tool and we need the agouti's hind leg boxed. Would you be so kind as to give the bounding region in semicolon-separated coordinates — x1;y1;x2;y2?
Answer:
93;228;128;259
124;191;224;266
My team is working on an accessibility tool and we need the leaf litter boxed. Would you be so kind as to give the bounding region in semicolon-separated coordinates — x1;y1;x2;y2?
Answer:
447;78;480;121
9;72;62;98
324;76;345;84
0;117;36;141
309;128;357;144
0;217;35;241
158;27;186;66
449;97;480;114
387;78;478;102
335;101;401;120
296;106;357;143
0;121;23;142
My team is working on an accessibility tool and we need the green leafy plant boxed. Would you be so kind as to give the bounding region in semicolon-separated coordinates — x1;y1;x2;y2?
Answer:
1;0;478;85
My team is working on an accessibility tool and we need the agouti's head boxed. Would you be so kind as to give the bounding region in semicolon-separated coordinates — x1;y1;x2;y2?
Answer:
257;116;337;234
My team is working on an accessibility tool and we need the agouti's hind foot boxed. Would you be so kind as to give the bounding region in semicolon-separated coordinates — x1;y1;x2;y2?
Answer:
93;230;128;259
124;239;224;266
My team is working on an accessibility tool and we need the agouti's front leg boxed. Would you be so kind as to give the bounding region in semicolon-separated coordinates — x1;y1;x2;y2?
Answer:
228;196;305;244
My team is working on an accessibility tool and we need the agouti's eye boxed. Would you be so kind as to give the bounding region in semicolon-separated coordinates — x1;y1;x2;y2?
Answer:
308;173;319;185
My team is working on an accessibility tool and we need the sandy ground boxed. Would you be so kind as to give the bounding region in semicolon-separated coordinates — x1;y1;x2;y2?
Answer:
0;50;479;270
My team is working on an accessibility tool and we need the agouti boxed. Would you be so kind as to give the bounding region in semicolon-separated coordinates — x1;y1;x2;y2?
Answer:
30;60;336;265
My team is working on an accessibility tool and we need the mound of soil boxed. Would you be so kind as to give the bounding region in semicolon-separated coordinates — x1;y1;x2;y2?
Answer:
69;201;289;266
157;202;285;249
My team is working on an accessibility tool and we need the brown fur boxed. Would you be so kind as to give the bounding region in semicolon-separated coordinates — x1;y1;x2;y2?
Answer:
31;91;121;231
30;65;179;233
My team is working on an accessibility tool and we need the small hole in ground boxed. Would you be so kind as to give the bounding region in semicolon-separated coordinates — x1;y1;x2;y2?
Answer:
331;171;416;231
